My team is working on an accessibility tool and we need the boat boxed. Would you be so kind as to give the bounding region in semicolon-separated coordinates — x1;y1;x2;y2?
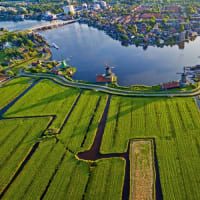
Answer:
52;43;59;49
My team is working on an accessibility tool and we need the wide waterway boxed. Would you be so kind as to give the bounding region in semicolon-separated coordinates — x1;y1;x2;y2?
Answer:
40;23;200;86
1;21;200;86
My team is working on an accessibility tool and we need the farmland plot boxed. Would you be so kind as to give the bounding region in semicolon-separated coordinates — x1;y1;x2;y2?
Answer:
0;117;49;194
0;77;200;200
4;79;81;129
0;77;32;109
2;140;65;200
100;96;133;153
84;158;125;200
58;91;108;153
130;140;154;200
100;95;200;199
43;152;89;200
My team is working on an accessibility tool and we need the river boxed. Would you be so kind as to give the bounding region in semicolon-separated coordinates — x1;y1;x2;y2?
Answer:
1;21;200;86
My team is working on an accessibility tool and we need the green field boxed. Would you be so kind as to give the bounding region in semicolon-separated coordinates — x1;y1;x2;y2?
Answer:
101;96;200;199
4;79;81;130
0;78;200;200
0;77;32;109
0;117;50;194
58;90;108;153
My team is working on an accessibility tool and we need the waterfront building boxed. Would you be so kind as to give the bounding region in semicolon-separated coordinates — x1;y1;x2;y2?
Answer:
92;3;101;10
99;1;107;8
161;81;180;89
82;3;88;9
179;32;185;42
97;66;115;83
63;5;76;15
180;72;189;86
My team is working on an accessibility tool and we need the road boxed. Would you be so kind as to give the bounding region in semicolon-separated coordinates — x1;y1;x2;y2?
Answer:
19;70;200;97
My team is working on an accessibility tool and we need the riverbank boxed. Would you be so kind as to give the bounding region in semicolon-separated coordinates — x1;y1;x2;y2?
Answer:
18;69;200;97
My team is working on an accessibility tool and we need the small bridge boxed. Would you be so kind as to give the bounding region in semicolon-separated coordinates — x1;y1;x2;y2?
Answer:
27;19;79;32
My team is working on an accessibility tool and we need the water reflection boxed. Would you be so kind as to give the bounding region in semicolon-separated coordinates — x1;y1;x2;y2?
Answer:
40;23;200;86
1;20;199;86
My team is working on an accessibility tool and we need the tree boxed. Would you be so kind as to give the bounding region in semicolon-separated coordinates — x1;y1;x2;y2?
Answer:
7;70;14;77
179;24;185;32
121;34;128;40
149;16;156;26
162;18;167;24
68;11;73;16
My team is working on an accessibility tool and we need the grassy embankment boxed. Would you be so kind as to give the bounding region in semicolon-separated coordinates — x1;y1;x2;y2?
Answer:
109;82;199;92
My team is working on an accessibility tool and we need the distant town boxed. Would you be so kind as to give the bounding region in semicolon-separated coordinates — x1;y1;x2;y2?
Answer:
1;1;200;48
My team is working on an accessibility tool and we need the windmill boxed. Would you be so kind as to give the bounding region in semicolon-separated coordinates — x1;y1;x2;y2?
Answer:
104;61;116;78
176;67;188;86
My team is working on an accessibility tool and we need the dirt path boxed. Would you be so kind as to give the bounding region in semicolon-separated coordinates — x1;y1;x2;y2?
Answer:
130;140;154;200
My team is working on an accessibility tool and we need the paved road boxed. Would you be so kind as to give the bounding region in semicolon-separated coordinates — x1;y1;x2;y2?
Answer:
19;70;200;97
195;96;200;110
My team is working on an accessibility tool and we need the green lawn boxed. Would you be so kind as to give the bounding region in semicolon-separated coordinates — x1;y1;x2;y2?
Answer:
0;77;32;110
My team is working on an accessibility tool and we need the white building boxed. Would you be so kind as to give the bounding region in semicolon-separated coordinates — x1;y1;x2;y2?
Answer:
93;3;101;10
92;1;106;10
179;32;185;42
63;5;75;15
82;3;88;9
99;1;106;8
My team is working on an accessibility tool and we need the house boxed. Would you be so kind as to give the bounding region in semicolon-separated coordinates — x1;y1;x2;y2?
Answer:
0;73;9;83
141;23;147;32
179;32;185;42
161;81;180;89
97;66;115;83
97;75;112;83
63;5;76;15
31;61;41;66
163;5;181;13
140;13;163;20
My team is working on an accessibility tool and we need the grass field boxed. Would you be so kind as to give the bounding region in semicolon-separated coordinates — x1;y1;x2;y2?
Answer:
58;91;108;153
0;78;200;200
0;77;32;110
0;117;50;194
4;79;81;130
100;95;200;199
84;158;125;200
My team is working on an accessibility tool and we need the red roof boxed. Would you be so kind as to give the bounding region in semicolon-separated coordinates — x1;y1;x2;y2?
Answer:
97;75;111;83
140;13;163;19
51;70;58;74
0;74;9;82
164;6;180;13
162;81;180;89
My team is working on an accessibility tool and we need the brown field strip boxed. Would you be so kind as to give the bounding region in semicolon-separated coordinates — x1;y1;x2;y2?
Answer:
130;140;155;200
